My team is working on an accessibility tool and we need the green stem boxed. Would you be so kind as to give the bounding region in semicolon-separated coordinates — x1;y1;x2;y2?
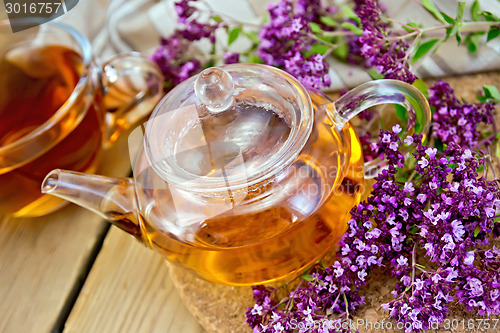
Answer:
487;146;499;181
343;292;350;318
407;169;418;182
320;30;357;37
387;17;418;32
392;20;500;40
410;243;416;294
309;33;338;48
416;266;427;273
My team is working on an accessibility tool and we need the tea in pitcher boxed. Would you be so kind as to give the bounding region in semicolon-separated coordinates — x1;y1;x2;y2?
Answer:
0;45;104;216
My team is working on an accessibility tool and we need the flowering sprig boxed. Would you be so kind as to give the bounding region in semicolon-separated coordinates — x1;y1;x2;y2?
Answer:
246;80;500;332
428;81;495;148
346;0;416;83
257;0;335;89
150;0;218;90
152;0;500;90
376;130;500;330
247;119;500;332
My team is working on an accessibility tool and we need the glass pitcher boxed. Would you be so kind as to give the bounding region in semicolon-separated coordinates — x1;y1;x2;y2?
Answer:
0;20;163;216
41;64;431;285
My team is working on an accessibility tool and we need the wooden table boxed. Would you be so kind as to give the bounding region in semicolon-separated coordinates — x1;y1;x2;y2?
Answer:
3;73;500;333
0;133;205;333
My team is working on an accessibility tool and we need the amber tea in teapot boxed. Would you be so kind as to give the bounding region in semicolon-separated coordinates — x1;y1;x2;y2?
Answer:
42;64;431;285
137;94;364;285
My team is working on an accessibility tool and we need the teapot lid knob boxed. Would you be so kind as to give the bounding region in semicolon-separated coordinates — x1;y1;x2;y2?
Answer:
194;67;234;113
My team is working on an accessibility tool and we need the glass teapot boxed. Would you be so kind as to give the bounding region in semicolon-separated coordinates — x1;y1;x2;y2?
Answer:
41;64;430;285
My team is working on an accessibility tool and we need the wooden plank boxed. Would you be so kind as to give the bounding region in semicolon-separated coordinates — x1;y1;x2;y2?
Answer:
0;131;131;333
0;207;106;333
63;227;204;333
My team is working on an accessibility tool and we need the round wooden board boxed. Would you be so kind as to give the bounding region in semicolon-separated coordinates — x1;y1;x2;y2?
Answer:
169;72;500;333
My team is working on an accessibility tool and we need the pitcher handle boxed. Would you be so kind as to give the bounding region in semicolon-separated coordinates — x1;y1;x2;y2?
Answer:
99;52;163;146
332;79;432;178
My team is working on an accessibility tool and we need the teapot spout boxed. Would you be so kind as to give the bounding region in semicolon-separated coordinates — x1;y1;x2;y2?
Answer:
42;169;143;241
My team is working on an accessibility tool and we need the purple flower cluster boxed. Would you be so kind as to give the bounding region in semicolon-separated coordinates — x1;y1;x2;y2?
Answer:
348;0;416;83
373;129;500;331
258;0;333;90
247;121;500;332
223;52;240;64
428;81;495;148
152;0;418;91
151;0;218;88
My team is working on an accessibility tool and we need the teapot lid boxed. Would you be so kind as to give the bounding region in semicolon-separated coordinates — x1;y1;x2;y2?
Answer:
143;64;313;192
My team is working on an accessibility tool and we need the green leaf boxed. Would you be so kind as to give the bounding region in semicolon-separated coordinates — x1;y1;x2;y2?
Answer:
248;54;263;64
496;141;500;158
302;274;314;282
403;22;420;33
483;84;500;102
309;22;323;34
332;43;349;60
454;2;466;44
367;68;384;79
316;34;336;45
441;12;456;41
487;27;500;42
243;31;260;45
413;78;429;98
471;0;481;21
412;38;439;63
455;2;465;24
474;226;481;237
482;11;500;22
466;33;483;53
481;131;493;138
442;2;466;44
434;139;444;151
395;104;408;123
260;13;269;24
341;22;363;35
447;24;459;43
406;154;418;169
211;15;223;23
441;12;455;25
320;16;338;27
228;27;242;45
306;43;330;56
455;28;462;44
421;0;447;23
341;5;361;25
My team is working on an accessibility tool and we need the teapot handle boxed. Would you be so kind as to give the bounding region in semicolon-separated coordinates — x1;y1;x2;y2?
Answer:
331;79;432;178
99;53;164;146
